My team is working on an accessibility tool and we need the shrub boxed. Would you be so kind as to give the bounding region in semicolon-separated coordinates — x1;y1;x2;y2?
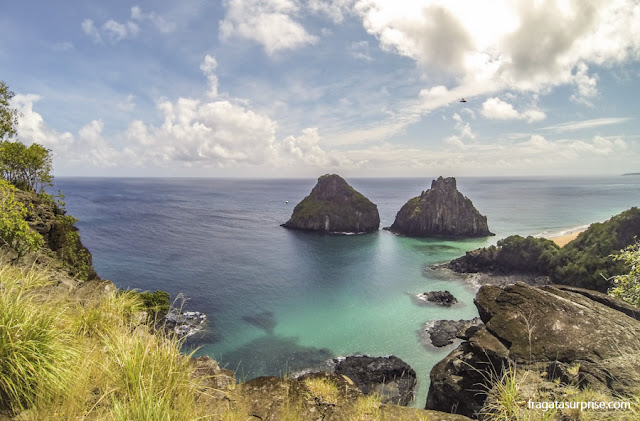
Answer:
0;179;44;259
608;241;640;306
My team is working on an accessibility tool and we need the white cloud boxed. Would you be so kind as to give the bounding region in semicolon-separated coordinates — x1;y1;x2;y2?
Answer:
118;94;136;111
11;94;74;151
543;117;632;132
81;19;102;43
200;55;219;98
349;40;372;61
570;62;599;106
353;0;640;100
452;112;475;140
308;0;355;23
219;0;318;55
81;17;139;44
130;6;176;33
481;97;546;123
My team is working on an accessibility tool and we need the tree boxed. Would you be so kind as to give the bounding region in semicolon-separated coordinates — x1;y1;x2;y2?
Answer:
0;180;44;259
0;141;53;192
0;81;19;141
608;241;640;306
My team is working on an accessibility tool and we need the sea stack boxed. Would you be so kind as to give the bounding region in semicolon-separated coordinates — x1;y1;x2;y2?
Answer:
282;174;380;233
387;176;493;238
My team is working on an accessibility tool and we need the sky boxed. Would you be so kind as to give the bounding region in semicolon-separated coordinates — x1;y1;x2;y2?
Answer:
1;0;639;177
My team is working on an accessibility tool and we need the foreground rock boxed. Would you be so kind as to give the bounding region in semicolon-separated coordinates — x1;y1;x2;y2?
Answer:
282;174;380;234
234;371;471;420
333;355;417;406
425;282;640;418
416;290;458;307
422;317;483;348
386;177;493;238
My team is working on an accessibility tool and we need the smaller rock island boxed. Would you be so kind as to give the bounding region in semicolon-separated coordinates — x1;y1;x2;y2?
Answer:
281;174;380;234
386;176;494;238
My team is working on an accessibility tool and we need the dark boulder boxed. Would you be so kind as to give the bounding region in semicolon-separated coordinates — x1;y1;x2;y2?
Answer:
386;177;493;238
422;317;483;348
332;355;417;406
425;282;640;418
282;174;380;234
416;290;458;307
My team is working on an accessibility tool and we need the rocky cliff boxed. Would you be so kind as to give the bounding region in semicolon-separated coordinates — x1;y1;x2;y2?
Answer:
14;189;98;281
282;174;380;233
387;177;493;238
426;282;640;418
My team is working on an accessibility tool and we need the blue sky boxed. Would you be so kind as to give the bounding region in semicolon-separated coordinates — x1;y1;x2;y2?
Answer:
2;0;639;177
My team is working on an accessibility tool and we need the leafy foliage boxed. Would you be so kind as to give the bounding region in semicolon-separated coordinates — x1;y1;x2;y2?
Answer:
0;81;19;141
608;241;640;306
136;290;171;319
0;180;44;259
0;140;53;192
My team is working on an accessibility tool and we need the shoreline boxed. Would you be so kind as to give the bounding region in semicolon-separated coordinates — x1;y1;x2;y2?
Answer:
546;228;588;247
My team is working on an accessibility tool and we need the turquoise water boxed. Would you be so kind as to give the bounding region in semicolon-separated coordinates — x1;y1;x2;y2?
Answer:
53;176;640;407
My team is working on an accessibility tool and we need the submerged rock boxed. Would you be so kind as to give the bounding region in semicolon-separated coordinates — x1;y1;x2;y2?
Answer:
164;309;207;339
416;290;458;307
386;177;493;238
332;355;417;406
281;174;380;234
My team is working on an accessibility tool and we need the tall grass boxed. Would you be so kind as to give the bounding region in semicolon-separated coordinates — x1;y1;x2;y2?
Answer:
0;265;78;414
0;262;210;420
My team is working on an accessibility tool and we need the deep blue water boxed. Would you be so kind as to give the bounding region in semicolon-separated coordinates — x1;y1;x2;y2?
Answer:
53;176;640;407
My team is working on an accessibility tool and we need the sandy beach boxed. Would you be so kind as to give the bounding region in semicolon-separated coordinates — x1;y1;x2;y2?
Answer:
548;229;587;247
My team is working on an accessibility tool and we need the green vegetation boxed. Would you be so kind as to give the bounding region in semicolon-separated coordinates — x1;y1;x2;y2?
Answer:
0;81;19;141
608;241;640;306
0;140;53;192
551;207;640;292
494;235;560;274
0;180;44;259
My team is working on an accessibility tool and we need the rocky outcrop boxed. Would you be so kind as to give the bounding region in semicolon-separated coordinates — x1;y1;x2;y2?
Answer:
15;189;98;281
386;177;493;238
282;174;380;234
416;290;458;307
332;355;417;406
425;282;640;418
444;208;640;292
446;235;559;276
422;317;483;348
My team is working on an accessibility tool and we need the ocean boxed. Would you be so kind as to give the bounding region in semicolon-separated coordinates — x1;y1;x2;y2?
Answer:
53;176;640;407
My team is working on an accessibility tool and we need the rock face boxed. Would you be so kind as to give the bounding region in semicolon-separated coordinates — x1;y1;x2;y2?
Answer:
332;355;417;406
417;290;458;307
387;177;493;238
282;174;380;234
425;282;640;418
